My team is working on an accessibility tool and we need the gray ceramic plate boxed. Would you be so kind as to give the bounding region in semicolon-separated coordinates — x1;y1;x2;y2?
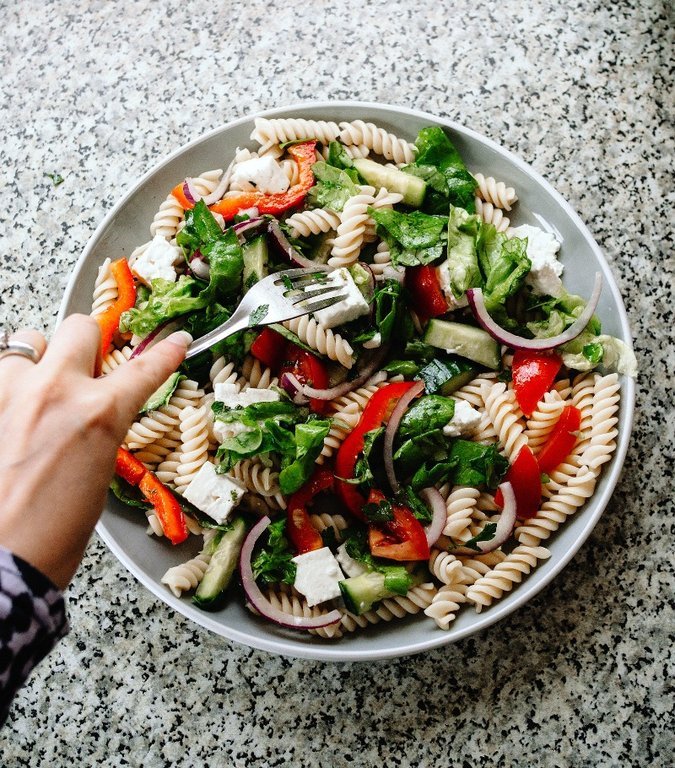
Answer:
58;102;635;661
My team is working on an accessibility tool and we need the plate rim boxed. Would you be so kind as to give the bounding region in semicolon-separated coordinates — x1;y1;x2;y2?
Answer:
58;100;636;662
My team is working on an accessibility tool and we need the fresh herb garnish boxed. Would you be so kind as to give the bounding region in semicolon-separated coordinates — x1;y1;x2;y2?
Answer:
251;519;297;585
449;523;497;552
249;304;269;326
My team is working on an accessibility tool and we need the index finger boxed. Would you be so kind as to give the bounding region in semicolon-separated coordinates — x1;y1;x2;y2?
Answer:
100;332;192;424
41;314;101;375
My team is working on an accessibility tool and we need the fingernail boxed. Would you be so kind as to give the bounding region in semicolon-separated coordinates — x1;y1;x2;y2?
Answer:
165;330;193;348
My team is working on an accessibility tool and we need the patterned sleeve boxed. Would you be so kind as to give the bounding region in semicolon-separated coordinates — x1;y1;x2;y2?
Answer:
0;545;68;724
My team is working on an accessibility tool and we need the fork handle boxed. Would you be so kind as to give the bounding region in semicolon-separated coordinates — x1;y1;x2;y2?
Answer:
183;307;251;361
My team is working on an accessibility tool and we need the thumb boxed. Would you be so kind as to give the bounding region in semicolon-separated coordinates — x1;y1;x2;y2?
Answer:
102;331;193;421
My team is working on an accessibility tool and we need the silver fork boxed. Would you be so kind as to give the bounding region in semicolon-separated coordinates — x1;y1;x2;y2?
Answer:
184;267;346;360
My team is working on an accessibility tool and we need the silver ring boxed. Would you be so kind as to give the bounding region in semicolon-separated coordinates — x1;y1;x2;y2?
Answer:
0;328;42;364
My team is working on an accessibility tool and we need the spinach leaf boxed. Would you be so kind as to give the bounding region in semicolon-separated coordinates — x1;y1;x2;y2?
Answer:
397;395;455;440
352;426;385;490
252;519;297;585
307;161;360;212
369;208;447;267
353;279;405;346
278;419;331;495
446;440;509;489
109;476;149;510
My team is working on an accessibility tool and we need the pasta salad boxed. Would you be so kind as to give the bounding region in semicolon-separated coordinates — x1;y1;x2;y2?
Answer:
94;116;637;638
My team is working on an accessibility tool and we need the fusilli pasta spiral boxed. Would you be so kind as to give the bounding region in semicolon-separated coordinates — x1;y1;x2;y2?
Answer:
466;545;551;611
482;380;528;461
473;173;518;210
339;120;416;165
524;390;565;454
150;194;185;239
161;529;218;597
90;258;117;316
328;187;377;268
474;197;510;232
229;458;286;509
424;583;468;629
173;407;210;491
582;373;620;474
515;465;597;546
285;208;341;238
283;315;354;369
241;355;278;389
251;117;341;147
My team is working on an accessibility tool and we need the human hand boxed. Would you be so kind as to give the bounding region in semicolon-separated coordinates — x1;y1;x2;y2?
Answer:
0;315;190;589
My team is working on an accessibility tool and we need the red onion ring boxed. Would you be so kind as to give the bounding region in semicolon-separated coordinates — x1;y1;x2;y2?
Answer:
279;372;310;405
268;220;318;269
466;272;602;351
239;516;342;630
452;482;517;555
189;255;211;281
280;348;389;402
383;380;425;494
420;487;446;547
183;158;236;207
129;319;182;359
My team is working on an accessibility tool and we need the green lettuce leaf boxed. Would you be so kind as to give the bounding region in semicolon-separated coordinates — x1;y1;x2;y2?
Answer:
369;208;446;267
307;161;360;212
561;334;637;376
445;206;483;298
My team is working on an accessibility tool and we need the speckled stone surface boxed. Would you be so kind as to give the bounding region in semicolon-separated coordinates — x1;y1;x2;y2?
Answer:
0;0;673;765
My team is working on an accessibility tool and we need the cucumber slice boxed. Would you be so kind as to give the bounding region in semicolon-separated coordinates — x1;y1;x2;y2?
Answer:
193;517;247;609
418;358;477;395
140;372;183;414
423;320;500;370
339;572;395;615
242;235;268;288
353;158;426;208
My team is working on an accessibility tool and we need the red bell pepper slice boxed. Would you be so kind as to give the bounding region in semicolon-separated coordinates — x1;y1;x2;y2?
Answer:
172;141;317;222
286;468;334;555
495;445;542;519
512;350;562;417
250;327;288;371
280;345;330;415
114;447;188;545
335;381;418;519
115;447;147;486
94;258;137;376
537;405;582;475
367;490;430;561
405;265;448;321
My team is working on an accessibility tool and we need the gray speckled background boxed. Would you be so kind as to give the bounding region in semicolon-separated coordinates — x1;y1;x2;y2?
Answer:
1;0;673;765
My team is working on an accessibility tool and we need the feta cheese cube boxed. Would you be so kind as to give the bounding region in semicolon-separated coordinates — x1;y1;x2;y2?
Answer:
436;260;468;308
213;384;280;407
443;399;482;437
182;461;246;524
312;267;370;328
292;547;345;606
230;156;290;195
212;419;247;444
336;543;367;578
131;235;180;286
509;225;564;297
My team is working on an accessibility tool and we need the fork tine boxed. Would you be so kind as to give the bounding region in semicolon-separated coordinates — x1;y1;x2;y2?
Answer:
300;293;349;314
272;267;330;284
295;285;345;303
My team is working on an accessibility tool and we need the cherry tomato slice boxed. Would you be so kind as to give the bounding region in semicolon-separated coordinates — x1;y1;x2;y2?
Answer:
512;350;562;417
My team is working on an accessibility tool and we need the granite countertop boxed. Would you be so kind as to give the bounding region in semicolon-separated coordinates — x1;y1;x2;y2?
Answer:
0;1;672;765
